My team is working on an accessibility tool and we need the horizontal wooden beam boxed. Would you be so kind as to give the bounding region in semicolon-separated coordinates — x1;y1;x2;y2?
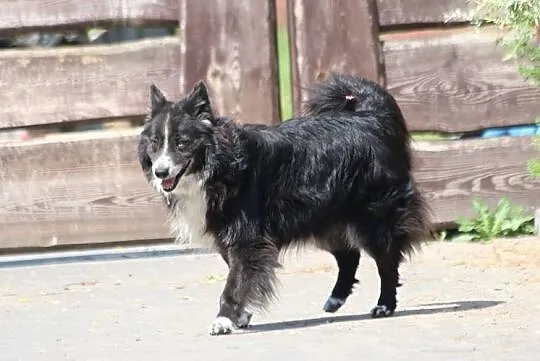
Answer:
414;136;540;226
376;0;471;26
0;37;181;129
0;0;178;34
0;129;170;249
1;130;539;249
383;28;540;132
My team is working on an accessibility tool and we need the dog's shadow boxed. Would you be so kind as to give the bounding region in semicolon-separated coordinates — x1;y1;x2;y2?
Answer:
242;300;503;334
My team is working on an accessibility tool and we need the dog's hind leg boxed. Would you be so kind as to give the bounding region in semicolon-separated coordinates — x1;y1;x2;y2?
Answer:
209;243;279;336
323;249;360;313
369;243;403;318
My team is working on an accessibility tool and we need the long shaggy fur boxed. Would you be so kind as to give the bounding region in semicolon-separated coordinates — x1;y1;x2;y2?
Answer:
138;73;433;335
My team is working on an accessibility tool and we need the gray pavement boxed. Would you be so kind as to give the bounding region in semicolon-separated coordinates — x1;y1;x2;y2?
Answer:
1;237;539;360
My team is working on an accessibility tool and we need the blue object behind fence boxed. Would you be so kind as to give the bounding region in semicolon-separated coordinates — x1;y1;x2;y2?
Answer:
481;125;539;138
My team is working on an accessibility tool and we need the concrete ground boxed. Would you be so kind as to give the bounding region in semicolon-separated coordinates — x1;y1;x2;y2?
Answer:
1;237;539;361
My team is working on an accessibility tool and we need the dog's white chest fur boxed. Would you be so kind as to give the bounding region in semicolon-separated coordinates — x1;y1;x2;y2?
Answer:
167;175;214;247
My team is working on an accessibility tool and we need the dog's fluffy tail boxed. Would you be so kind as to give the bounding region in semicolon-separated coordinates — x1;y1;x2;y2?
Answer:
304;73;402;117
306;73;435;245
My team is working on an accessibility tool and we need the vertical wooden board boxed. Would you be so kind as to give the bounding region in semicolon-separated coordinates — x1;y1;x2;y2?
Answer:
376;0;471;26
178;0;280;125
289;0;383;114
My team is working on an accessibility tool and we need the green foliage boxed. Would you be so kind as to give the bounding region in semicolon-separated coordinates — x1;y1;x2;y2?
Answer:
411;132;459;141
453;198;534;242
528;121;540;177
471;0;540;85
276;26;293;121
528;157;540;176
437;230;449;241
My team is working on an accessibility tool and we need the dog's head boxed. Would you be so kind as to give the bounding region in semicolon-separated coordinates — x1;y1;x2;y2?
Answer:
138;81;216;194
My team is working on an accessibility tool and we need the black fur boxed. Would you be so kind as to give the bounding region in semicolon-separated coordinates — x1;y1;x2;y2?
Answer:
138;73;433;335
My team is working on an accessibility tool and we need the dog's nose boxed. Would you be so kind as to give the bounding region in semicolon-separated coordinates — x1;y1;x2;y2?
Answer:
154;167;169;179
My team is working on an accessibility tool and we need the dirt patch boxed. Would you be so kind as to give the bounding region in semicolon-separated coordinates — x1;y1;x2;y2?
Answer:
443;236;540;269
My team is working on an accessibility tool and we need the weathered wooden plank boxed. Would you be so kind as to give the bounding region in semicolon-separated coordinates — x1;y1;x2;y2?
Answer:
288;0;383;114
1;131;538;249
376;0;471;26
0;37;180;129
0;129;170;249
178;0;280;125
383;28;540;133
0;0;178;34
414;136;540;226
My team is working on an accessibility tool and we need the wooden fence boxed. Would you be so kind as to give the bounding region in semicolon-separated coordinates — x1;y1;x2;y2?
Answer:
0;0;539;252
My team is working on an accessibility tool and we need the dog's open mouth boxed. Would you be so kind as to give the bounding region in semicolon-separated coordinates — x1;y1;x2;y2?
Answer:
161;160;191;192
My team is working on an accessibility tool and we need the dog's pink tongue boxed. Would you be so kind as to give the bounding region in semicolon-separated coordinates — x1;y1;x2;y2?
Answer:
162;178;175;189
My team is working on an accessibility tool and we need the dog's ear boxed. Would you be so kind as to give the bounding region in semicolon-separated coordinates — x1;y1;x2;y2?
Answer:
148;84;167;118
186;81;214;124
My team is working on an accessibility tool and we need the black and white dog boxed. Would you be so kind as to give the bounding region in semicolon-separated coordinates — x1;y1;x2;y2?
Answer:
138;74;432;336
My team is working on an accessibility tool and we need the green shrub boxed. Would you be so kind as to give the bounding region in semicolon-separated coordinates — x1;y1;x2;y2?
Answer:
471;0;540;85
528;131;540;177
453;198;534;242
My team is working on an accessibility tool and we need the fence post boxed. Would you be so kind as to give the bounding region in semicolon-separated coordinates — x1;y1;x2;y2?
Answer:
178;0;280;125
287;0;384;114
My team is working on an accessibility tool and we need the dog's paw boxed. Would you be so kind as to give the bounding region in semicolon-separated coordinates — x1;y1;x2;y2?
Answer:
236;309;253;328
208;317;234;336
323;296;345;313
370;305;394;318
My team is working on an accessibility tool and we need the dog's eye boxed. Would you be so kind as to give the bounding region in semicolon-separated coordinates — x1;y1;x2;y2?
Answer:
177;142;188;150
150;137;159;151
176;138;190;150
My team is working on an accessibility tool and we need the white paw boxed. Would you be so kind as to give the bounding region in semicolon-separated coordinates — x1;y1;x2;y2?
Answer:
208;317;234;336
236;309;253;328
370;305;394;318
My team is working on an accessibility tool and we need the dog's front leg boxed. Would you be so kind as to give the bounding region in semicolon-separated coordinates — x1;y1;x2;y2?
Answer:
209;245;279;336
